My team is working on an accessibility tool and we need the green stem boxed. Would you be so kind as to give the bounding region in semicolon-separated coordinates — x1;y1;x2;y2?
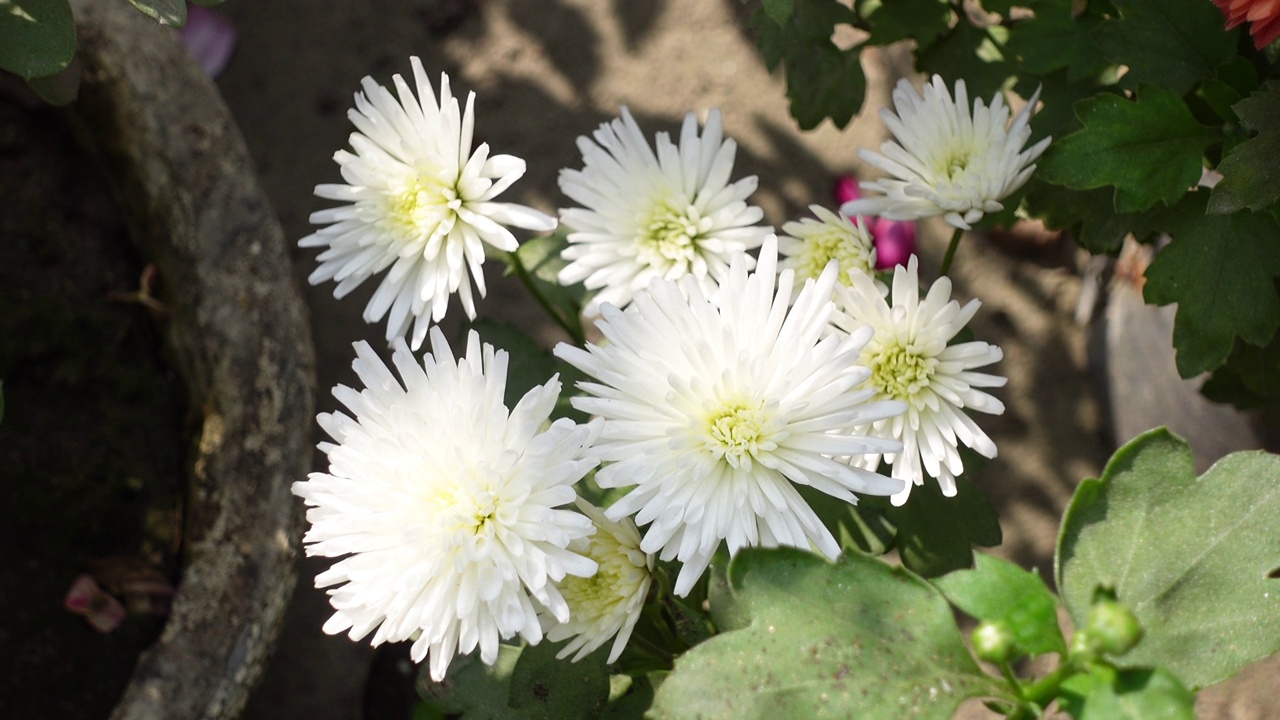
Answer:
1021;659;1083;708
938;226;964;277
507;250;586;345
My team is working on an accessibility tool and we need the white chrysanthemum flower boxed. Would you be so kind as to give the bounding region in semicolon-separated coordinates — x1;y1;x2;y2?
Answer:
778;204;877;287
542;498;653;663
557;107;772;315
292;327;602;682
554;238;906;596
301;57;557;350
842;75;1050;231
832;256;1006;505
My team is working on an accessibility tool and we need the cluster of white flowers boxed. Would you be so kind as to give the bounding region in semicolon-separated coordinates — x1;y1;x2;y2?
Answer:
295;62;1041;677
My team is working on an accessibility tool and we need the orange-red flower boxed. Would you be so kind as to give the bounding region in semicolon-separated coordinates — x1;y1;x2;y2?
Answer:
1214;0;1280;49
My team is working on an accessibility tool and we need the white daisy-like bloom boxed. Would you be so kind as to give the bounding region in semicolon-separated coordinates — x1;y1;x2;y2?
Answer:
832;256;1006;506
300;57;557;350
778;204;877;287
542;498;654;663
554;237;906;596
557;107;772;315
842;75;1050;231
292;327;602;682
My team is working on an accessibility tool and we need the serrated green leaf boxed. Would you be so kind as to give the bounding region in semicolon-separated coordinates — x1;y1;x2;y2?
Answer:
856;0;952;47
1209;82;1280;214
1059;664;1196;719
1056;428;1280;688
127;0;186;27
1006;0;1110;84
934;554;1067;656
418;646;530;719
508;640;610;719
1093;0;1238;95
884;475;1001;579
651;548;1006;719
761;0;794;25
0;0;75;79
1143;192;1280;377
752;0;865;129
1201;335;1280;409
1038;85;1218;213
916;20;1013;106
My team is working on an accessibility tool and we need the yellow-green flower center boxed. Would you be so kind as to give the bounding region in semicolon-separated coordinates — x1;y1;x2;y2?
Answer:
559;531;647;619
936;145;976;182
869;341;937;402
636;198;705;269
387;173;457;238
704;400;774;469
795;226;873;282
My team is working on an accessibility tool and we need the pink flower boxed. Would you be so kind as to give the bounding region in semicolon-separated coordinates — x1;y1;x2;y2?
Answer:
179;5;237;78
1214;0;1280;49
832;174;917;270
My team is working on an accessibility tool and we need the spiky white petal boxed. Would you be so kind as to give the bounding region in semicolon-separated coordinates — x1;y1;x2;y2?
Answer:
293;328;601;681
557;107;772;315
842;75;1050;231
542;498;654;663
301;57;557;350
778;204;877;287
555;237;906;596
833;256;1006;505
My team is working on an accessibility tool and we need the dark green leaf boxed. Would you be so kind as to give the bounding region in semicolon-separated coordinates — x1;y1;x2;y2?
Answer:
1209;82;1280;214
1143;192;1280;377
1093;0;1238;95
468;318;589;423
0;0;75;79
127;0;187;27
1201;334;1280;409
794;483;896;556
916;20;1013;107
1037;85;1218;213
934;554;1067;656
1006;0;1111;84
761;0;794;25
600;673;656;719
418;646;530;719
1056;429;1280;688
652;548;1007;719
884;475;1001;579
856;0;952;47
1059;664;1196;719
508;640;611;719
752;0;865;129
505;231;586;338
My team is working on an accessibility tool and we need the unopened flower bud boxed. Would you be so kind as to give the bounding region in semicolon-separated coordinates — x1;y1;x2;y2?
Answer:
972;620;1020;664
1084;598;1144;656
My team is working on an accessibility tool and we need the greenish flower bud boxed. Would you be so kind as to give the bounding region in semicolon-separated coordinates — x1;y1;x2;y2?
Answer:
972;620;1020;664
1084;598;1144;656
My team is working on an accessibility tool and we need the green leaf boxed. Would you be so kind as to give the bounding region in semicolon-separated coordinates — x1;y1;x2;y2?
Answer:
1142;192;1280;377
0;0;75;79
1038;85;1218;213
884;475;1001;579
1059;664;1196;719
752;0;865;129
1093;0;1239;95
508;641;611;719
1056;428;1280;688
468;318;589;423
934;554;1067;656
1209;82;1280;214
1201;335;1280;409
916;20;1013;107
505;231;586;340
418;646;530;719
794;483;896;557
601;674;656;719
1006;0;1110;84
761;0;794;25
855;0;952;47
652;548;1007;718
127;0;187;27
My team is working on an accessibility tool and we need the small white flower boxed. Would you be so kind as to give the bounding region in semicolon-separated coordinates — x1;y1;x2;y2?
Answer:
542;498;654;663
778;204;877;287
555;238;906;596
843;75;1050;231
301;57;557;350
292;327;602;682
557;107;772;315
833;256;1006;505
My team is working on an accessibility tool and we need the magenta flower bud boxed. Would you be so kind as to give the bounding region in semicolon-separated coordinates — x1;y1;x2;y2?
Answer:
179;5;237;79
871;216;917;270
832;174;860;205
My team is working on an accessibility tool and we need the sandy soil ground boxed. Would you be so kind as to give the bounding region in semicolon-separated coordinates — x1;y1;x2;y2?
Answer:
208;1;1277;717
